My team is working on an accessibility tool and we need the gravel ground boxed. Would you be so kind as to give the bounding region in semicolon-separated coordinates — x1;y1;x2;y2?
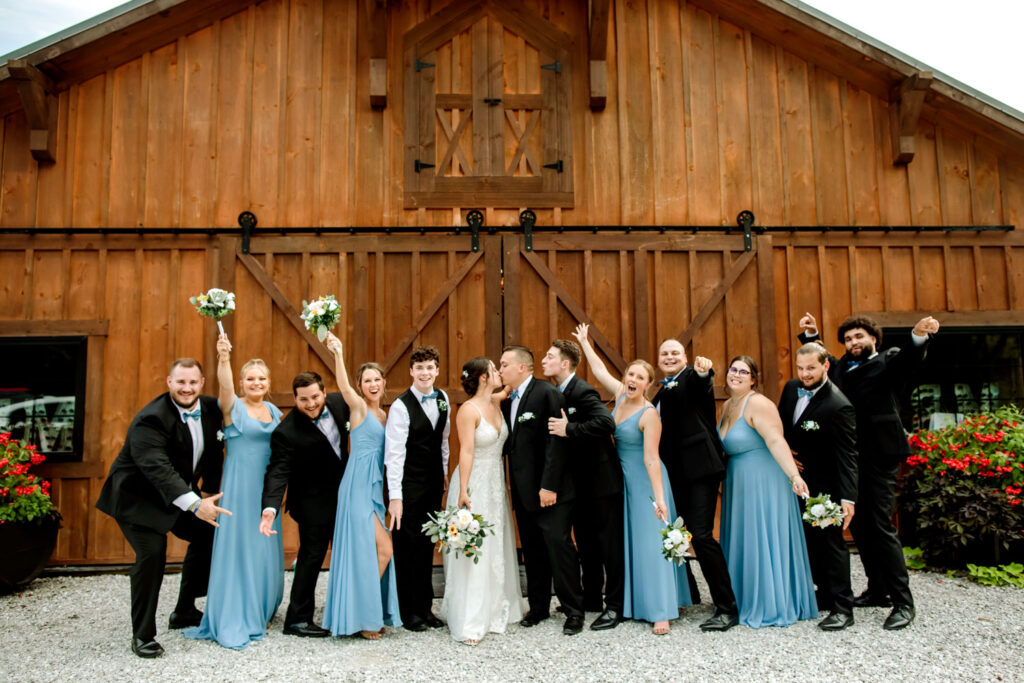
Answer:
2;559;1022;682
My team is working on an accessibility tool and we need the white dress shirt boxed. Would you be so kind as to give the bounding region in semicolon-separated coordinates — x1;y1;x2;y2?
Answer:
171;401;204;512
556;372;575;393
509;375;533;429
383;386;451;501
314;407;343;457
792;378;827;424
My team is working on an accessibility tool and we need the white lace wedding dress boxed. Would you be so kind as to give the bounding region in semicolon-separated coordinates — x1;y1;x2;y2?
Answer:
440;405;524;642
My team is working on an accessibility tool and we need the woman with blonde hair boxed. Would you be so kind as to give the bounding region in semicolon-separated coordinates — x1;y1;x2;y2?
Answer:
184;336;284;649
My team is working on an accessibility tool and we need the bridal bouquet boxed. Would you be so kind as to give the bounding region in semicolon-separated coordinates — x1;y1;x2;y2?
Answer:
802;493;845;529
300;294;341;342
659;516;693;566
189;288;235;335
422;504;494;564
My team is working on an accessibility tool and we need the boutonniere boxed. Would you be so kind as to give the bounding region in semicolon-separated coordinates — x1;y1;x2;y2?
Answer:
663;380;678;390
517;412;536;423
437;399;448;412
345;421;351;432
800;420;820;432
216;429;225;441
567;407;577;415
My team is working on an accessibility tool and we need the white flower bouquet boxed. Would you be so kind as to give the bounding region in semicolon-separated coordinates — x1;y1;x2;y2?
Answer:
300;294;341;342
659;515;693;566
802;493;845;529
422;502;494;564
189;288;235;335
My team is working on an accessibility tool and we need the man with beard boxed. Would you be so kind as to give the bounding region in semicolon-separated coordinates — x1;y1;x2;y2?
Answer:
798;312;939;630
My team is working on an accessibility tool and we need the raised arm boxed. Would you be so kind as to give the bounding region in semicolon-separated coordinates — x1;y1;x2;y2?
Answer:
638;407;667;522
216;335;235;422
324;332;367;426
746;394;809;497
572;323;623;398
454;403;478;510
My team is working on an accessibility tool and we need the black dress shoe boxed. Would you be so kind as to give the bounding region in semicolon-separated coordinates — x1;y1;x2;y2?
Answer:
882;605;915;630
818;611;855;631
403;616;428;632
131;638;164;658
563;615;584;635
424;613;444;629
283;622;330;637
168;609;203;629
590;609;622;631
699;611;739;632
853;590;892;608
520;611;550;627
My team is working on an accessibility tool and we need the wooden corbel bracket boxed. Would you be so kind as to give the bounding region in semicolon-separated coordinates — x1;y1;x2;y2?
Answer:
589;0;610;109
366;0;387;108
889;70;933;165
6;59;57;163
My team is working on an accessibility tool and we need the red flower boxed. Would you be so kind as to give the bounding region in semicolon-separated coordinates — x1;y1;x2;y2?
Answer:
29;454;44;466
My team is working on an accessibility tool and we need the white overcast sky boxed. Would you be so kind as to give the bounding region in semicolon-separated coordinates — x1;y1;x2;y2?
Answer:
0;0;1021;114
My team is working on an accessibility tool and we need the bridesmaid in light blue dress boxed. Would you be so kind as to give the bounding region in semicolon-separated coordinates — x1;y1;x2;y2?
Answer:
717;355;817;628
321;332;400;639
574;324;692;635
184;336;283;650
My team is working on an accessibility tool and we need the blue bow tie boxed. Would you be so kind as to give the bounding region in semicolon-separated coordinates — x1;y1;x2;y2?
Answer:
182;409;201;422
797;387;814;399
314;410;330;424
509;388;520;401
421;390;438;403
659;377;674;386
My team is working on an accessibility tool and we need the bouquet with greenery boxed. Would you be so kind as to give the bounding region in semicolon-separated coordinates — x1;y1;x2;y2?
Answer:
658;515;693;566
801;493;844;528
300;295;341;342
422;503;494;564
189;287;236;335
0;433;60;525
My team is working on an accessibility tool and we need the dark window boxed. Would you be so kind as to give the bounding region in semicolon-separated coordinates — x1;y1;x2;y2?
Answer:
887;327;1024;432
0;336;87;462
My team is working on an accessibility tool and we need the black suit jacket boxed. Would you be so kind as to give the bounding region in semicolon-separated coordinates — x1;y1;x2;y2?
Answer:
502;377;572;512
779;379;858;503
652;367;726;483
96;393;224;533
261;393;350;525
561;375;622;498
799;331;929;459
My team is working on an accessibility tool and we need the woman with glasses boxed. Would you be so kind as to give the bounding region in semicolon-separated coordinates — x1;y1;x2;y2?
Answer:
717;355;817;628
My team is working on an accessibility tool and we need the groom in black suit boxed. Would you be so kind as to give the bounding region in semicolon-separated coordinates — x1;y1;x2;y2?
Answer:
542;339;624;631
96;358;228;658
652;339;738;631
779;342;858;631
499;345;585;635
798;312;939;630
260;371;350;637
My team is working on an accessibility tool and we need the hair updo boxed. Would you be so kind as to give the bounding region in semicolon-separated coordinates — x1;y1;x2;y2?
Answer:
461;357;492;395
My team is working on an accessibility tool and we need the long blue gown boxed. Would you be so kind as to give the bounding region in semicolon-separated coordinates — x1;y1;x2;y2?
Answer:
184;398;284;649
615;399;693;622
322;414;401;635
718;393;817;628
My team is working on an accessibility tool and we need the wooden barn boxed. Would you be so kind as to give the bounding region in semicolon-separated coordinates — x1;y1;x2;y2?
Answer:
0;0;1022;568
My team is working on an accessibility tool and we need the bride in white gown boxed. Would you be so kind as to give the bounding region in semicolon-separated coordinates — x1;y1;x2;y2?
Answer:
441;357;525;644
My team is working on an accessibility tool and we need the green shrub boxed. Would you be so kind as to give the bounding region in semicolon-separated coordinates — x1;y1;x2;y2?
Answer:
966;563;1024;588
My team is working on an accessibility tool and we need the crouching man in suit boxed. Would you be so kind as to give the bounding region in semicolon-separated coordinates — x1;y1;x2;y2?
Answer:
96;358;229;658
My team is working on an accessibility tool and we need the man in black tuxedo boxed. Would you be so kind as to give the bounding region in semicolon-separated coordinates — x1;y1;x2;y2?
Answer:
384;345;451;631
798;312;939;630
542;339;624;631
259;371;350;637
652;338;738;631
779;342;858;631
499;345;585;635
96;358;228;658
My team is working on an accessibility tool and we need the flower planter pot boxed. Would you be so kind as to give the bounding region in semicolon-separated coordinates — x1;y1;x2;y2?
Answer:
0;519;59;594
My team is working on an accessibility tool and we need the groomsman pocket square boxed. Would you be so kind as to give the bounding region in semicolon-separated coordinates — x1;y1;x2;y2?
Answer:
800;420;820;431
517;412;536;423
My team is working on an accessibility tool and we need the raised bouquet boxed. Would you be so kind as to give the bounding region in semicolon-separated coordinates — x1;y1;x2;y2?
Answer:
659;516;693;566
300;294;341;342
802;493;845;528
422;504;494;564
189;288;235;335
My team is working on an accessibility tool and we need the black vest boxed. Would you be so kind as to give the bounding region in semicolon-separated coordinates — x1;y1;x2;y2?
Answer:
398;389;448;503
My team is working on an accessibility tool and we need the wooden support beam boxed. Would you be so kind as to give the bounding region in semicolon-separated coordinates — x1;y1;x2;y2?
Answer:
366;0;387;107
678;248;757;348
588;0;610;109
6;59;57;162
889;70;933;165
